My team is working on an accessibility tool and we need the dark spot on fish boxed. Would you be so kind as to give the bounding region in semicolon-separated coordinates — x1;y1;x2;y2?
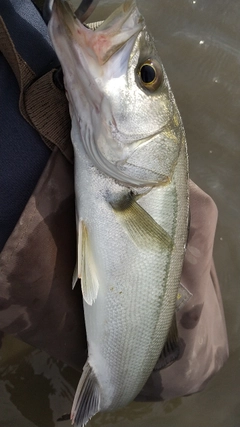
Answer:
109;192;134;211
180;303;204;329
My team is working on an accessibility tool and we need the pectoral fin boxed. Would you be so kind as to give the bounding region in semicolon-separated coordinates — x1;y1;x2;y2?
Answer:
110;193;173;251
154;315;180;370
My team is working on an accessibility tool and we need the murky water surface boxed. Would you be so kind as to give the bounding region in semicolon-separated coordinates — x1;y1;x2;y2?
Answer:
1;0;240;426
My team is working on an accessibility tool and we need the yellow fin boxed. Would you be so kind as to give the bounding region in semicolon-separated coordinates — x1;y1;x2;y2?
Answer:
81;222;99;306
110;193;173;251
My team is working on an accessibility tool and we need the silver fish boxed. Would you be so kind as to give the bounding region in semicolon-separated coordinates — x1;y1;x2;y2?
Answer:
49;1;189;425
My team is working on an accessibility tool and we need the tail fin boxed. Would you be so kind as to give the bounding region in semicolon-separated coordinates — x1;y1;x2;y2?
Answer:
71;362;101;426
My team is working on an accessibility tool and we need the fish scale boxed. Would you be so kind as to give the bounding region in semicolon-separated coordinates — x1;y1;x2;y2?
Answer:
49;1;189;425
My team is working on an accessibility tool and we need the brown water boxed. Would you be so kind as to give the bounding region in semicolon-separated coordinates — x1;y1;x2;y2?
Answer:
1;0;240;426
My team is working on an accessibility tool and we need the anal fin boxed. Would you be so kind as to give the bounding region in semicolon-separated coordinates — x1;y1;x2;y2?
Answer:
72;220;99;305
71;362;101;427
72;219;83;289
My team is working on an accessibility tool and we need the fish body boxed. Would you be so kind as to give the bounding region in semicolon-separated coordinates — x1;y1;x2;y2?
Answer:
49;1;189;425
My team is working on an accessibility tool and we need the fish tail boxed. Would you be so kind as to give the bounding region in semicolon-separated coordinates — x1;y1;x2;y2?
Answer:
71;361;101;426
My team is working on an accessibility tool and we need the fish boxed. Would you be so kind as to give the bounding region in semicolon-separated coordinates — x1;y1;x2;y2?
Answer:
48;0;189;425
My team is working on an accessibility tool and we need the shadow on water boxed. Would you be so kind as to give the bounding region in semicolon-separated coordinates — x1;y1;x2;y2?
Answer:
1;356;55;427
0;336;78;427
89;402;154;426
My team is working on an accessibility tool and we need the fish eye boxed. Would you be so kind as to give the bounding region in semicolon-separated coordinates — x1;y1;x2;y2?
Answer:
140;64;156;84
138;59;163;91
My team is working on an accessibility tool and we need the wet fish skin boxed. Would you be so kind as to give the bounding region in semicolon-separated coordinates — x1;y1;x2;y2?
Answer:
49;1;189;426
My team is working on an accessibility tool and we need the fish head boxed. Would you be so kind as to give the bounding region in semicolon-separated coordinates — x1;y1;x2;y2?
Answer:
49;0;186;187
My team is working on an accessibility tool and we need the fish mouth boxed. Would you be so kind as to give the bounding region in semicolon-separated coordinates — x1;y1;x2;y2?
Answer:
49;0;143;65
